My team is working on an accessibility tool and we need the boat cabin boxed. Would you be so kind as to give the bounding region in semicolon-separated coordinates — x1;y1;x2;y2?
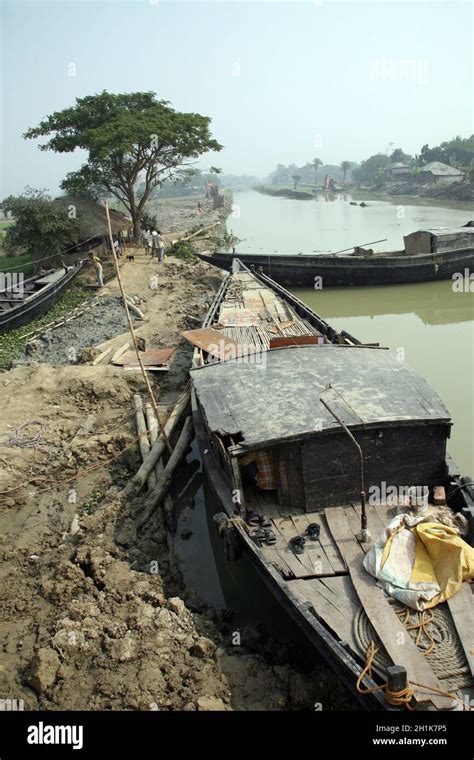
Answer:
404;227;474;255
191;345;452;513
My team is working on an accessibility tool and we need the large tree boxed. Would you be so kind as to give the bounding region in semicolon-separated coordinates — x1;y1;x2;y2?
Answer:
24;91;223;240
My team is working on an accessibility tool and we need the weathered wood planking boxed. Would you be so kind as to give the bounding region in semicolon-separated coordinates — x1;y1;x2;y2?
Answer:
325;507;453;709
272;516;332;578
289;578;359;654
299;511;346;573
319;575;360;608
447;582;474;676
289;514;335;576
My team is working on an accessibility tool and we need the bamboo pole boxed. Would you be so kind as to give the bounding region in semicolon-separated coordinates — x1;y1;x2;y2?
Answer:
133;395;157;490
123;388;190;497
145;402;175;529
137;416;194;529
105;201;171;452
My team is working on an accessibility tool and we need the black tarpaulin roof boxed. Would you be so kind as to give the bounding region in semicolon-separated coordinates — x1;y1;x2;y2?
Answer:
191;346;451;449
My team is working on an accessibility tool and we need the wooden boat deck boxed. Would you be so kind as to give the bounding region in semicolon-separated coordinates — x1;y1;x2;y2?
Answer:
246;488;474;708
216;271;322;351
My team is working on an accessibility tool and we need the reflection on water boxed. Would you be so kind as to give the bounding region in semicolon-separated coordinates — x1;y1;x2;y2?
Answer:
295;282;474;474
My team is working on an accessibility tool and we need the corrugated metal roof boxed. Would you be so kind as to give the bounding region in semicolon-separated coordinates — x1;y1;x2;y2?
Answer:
191;346;450;449
420;161;463;176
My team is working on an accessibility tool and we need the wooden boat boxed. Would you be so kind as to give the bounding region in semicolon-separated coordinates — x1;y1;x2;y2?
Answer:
198;225;474;286
188;260;474;710
0;261;86;334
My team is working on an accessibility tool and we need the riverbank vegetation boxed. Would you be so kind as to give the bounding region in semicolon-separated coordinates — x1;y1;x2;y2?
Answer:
265;134;474;199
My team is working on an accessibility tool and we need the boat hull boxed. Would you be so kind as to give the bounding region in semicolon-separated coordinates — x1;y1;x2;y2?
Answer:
0;261;86;334
191;388;387;710
198;249;474;287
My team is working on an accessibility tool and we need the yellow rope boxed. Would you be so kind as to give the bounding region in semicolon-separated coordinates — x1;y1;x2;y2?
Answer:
356;641;472;710
396;607;436;656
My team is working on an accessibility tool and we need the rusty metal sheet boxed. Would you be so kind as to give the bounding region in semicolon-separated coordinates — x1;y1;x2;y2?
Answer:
269;335;320;349
181;327;254;359
113;348;174;367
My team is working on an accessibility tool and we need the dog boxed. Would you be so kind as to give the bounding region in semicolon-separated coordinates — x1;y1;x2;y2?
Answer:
126;254;135;262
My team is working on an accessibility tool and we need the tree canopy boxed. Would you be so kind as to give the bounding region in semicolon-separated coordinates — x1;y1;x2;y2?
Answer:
24;91;223;238
420;135;474;170
0;187;79;260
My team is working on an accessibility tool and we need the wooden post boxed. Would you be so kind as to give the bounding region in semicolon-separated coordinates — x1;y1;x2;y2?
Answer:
104;201;171;452
386;665;408;695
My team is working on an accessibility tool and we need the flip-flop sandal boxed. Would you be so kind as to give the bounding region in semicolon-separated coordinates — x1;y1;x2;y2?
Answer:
289;535;306;555
259;515;271;529
252;528;267;545
246;509;260;527
306;523;321;541
264;529;277;546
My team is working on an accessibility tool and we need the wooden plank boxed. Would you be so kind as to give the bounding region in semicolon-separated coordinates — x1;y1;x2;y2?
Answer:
447;582;474;676
320;575;360;608
272;517;323;579
325;507;452;709
115;348;174;367
343;506;369;553
314;576;360;619
300;511;346;573
290;514;334;576
289;578;359;653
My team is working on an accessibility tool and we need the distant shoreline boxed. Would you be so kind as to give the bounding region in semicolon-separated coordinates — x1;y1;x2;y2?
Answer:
250;184;474;213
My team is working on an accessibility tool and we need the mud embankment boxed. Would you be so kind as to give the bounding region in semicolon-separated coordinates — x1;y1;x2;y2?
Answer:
368;181;474;203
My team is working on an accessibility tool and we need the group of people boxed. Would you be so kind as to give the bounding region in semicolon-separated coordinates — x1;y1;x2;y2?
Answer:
141;228;165;261
87;227;166;289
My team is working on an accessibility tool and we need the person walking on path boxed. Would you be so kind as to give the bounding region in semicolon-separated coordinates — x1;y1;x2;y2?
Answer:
88;252;104;288
151;229;165;262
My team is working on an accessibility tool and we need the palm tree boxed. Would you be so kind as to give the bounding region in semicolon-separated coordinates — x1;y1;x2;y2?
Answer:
312;158;323;185
292;174;301;190
340;161;351;183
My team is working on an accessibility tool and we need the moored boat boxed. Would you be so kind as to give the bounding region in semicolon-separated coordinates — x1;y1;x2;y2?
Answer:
0;261;86;334
198;225;474;287
187;260;474;710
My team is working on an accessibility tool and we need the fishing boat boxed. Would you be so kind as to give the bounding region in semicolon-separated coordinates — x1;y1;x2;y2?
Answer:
186;260;474;710
198;225;474;287
0;261;86;335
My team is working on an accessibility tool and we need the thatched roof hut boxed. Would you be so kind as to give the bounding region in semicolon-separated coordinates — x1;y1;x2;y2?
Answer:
54;195;132;244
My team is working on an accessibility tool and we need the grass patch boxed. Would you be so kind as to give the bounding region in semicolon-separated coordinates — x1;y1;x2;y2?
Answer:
0;286;88;370
167;240;195;260
0;251;37;277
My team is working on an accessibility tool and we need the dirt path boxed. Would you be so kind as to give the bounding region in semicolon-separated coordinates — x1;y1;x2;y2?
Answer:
0;211;355;711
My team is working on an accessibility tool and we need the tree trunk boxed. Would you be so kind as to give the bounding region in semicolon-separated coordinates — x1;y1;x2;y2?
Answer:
132;216;141;243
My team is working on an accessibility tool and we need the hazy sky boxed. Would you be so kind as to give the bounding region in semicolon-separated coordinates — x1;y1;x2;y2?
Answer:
1;0;473;196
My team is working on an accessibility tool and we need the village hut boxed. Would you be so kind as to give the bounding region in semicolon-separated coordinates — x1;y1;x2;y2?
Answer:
54;195;133;255
416;161;464;184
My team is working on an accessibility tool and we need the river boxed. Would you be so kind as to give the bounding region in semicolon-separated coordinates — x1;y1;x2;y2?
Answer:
229;190;474;475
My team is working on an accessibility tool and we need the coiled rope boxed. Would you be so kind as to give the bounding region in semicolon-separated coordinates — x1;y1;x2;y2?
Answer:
356;640;472;710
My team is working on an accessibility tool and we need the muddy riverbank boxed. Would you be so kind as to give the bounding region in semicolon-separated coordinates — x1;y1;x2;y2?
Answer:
0;197;355;711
